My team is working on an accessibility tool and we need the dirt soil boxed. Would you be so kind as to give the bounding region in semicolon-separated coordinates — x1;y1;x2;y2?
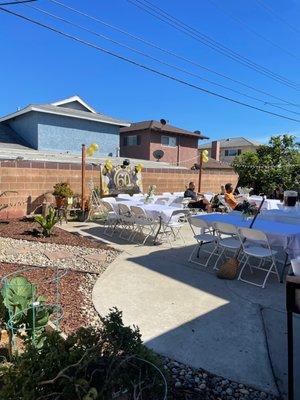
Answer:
0;219;109;249
0;263;90;335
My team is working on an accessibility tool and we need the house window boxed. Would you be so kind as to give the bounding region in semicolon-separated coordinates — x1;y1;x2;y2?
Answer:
123;135;141;146
224;149;241;157
161;135;177;147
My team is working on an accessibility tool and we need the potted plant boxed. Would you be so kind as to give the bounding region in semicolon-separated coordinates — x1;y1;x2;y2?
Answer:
52;182;73;208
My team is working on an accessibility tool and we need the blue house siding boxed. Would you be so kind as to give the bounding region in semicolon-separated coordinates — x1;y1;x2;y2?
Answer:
8;111;120;155
8;112;39;148
37;113;119;155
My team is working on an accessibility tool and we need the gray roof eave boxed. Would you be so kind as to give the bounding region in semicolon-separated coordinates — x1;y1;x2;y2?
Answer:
0;105;130;127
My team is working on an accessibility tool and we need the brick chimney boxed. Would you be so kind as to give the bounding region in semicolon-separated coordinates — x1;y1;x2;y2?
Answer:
211;140;220;161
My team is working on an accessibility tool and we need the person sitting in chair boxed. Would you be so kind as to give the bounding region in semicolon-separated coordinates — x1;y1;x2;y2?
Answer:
184;182;211;211
224;183;249;211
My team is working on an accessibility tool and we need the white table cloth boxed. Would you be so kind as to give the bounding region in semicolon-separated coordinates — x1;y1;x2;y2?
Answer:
116;200;183;223
259;208;300;225
192;213;300;259
249;196;281;210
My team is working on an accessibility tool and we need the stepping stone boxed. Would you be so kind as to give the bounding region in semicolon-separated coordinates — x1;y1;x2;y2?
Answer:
43;251;73;261
5;247;31;256
82;253;107;264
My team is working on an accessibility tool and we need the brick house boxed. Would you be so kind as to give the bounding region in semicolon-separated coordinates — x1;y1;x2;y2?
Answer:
120;120;208;167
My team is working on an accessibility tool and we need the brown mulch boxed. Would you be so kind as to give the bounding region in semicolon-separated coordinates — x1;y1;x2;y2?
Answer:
0;262;89;335
0;219;110;249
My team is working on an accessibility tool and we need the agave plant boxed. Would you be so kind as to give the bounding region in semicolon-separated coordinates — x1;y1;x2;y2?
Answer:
34;207;58;237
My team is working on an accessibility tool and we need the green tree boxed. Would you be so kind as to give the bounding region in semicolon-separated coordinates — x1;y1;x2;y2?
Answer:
232;134;300;196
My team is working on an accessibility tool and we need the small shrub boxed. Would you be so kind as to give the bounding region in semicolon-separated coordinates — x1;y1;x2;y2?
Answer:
34;207;58;237
0;308;167;400
53;182;73;198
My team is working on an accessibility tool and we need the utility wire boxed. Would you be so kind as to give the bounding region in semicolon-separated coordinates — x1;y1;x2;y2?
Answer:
207;0;300;61
255;0;300;35
47;0;300;109
136;0;300;88
25;2;300;116
126;0;300;90
0;6;299;123
0;0;36;4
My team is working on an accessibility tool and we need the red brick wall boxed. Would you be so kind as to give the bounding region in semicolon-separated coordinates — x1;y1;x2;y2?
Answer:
142;168;238;194
0;160;238;218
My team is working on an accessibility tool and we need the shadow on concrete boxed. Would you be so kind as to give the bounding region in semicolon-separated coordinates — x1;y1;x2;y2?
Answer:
83;224;296;396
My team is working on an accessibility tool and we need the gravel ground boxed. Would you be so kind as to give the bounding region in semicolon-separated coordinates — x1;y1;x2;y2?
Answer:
0;219;110;249
165;358;280;400
0;237;118;274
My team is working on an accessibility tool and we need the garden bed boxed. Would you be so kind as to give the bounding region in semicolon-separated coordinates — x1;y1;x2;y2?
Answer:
0;218;110;249
0;262;100;335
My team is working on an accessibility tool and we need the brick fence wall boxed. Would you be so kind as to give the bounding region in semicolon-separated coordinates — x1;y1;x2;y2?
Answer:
0;160;238;218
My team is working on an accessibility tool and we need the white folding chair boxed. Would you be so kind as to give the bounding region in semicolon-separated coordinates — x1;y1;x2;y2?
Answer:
203;192;215;202
172;192;184;196
103;196;116;203
155;197;170;205
237;228;280;288
161;209;190;247
218;195;233;212
118;203;135;240
188;217;217;267
130;206;157;244
101;201;119;237
132;193;144;198
170;196;184;205
213;222;241;270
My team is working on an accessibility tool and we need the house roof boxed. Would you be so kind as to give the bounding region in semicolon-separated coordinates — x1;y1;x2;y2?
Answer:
199;137;261;149
0;95;130;127
120;120;209;139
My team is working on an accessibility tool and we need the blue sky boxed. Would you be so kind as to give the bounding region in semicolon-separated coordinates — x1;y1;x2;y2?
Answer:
0;0;300;144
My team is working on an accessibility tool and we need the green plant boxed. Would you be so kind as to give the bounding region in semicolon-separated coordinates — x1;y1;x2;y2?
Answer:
241;201;257;218
35;207;58;237
53;182;74;198
1;276;53;350
0;308;167;400
232;134;300;196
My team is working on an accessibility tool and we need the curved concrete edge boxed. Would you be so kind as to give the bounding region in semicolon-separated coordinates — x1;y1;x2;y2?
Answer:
92;250;279;396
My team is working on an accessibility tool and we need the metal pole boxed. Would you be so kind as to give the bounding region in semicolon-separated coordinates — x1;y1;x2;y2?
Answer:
99;164;103;197
81;144;86;211
198;150;203;193
286;281;295;400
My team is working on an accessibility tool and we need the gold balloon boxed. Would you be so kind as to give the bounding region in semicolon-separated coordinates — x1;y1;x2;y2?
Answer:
202;155;209;163
104;159;113;172
86;146;94;157
202;149;209;156
91;143;99;151
135;163;143;173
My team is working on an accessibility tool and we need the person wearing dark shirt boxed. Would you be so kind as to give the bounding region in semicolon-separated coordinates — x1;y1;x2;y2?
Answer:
184;182;211;211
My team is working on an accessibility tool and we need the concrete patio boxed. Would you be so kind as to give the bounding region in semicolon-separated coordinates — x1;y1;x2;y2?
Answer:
63;221;300;398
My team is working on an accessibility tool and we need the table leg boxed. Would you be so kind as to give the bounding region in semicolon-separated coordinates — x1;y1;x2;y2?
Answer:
153;216;162;245
280;252;290;283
